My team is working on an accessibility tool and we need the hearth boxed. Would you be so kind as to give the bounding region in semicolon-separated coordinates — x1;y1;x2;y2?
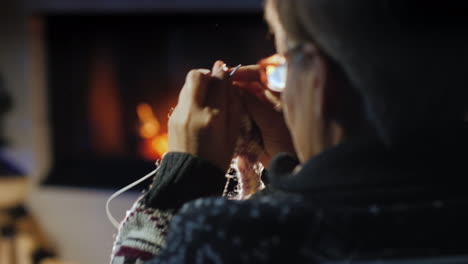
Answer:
42;12;274;189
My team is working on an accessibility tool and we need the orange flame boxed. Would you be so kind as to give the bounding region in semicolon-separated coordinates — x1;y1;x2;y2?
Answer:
137;103;168;160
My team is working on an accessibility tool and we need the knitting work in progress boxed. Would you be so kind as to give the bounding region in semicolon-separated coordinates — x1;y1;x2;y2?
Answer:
224;115;265;200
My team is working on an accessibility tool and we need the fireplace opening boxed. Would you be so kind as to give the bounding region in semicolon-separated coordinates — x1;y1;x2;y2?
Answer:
43;13;275;190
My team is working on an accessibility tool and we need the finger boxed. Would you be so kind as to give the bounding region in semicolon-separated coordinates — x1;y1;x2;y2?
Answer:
234;82;269;103
180;69;211;107
230;65;261;82
241;88;269;118
227;83;242;129
264;89;283;112
212;60;229;80
210;61;230;114
227;85;242;147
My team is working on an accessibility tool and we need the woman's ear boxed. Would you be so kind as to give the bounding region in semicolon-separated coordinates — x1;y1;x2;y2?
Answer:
304;42;341;151
302;43;331;122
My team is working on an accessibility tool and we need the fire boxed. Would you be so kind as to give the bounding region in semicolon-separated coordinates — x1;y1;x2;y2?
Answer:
137;104;161;138
137;103;168;160
151;133;169;155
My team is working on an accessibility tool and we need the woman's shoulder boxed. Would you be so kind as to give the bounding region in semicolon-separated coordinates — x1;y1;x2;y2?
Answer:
156;194;321;263
170;192;318;237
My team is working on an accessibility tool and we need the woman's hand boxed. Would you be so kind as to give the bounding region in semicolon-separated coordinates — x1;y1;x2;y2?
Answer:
232;65;296;166
168;61;242;171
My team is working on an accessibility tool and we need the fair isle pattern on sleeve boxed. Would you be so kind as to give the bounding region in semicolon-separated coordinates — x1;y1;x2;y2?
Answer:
146;194;313;264
111;197;175;264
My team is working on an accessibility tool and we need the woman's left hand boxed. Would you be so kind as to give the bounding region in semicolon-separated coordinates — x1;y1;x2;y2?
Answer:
232;65;296;167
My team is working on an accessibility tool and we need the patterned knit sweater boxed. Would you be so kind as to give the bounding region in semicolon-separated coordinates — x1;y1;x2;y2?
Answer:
110;153;226;263
110;152;307;264
110;130;468;263
111;116;269;263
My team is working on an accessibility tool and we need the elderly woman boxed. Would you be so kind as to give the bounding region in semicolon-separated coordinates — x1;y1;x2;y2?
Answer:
111;0;468;263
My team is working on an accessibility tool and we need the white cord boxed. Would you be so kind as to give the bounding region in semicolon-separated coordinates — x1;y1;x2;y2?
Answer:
106;167;159;229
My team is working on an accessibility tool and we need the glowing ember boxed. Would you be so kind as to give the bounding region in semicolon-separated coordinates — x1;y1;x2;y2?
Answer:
137;103;168;160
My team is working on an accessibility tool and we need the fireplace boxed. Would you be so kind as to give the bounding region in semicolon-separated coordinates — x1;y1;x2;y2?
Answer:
42;12;275;189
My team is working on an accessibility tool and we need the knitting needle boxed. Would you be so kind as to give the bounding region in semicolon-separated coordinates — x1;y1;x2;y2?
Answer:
229;64;242;78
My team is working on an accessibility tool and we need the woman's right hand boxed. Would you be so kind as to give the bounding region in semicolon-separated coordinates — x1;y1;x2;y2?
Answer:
168;61;242;171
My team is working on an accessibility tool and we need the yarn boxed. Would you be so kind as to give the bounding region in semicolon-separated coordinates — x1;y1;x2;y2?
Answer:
224;116;265;200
